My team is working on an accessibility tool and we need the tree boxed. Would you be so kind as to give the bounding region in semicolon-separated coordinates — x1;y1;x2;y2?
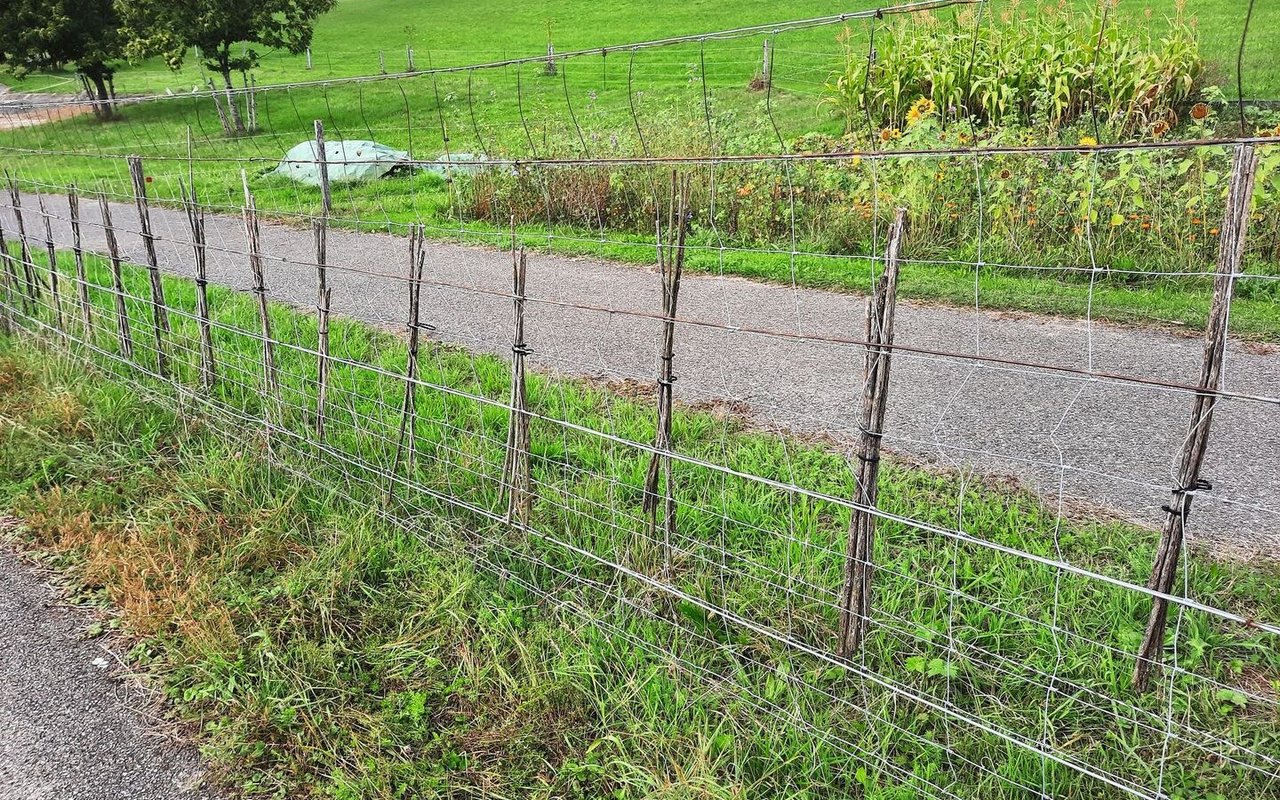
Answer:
122;0;337;133
0;0;128;119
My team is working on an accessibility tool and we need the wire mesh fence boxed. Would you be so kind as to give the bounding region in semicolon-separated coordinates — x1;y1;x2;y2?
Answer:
1;2;1278;797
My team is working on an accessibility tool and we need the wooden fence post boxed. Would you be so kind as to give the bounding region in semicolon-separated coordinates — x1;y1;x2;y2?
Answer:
838;207;908;657
207;78;232;137
0;206;24;330
314;119;333;440
0;217;11;334
5;175;38;313
180;178;216;390
642;172;690;571
1132;143;1259;692
67;186;93;334
97;193;134;360
389;225;427;502
37;195;66;338
501;238;533;524
242;172;279;437
127;156;170;378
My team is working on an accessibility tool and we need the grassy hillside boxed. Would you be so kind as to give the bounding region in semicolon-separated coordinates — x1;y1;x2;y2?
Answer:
4;0;1278;98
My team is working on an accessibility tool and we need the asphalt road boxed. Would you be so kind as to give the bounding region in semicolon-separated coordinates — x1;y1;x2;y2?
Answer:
0;544;217;800
3;193;1278;560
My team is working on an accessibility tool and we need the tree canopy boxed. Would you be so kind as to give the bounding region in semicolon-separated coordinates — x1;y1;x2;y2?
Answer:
0;0;127;117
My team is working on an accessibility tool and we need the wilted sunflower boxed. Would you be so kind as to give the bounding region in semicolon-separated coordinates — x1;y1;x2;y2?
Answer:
879;127;902;143
1151;119;1170;138
906;97;937;126
1189;102;1210;121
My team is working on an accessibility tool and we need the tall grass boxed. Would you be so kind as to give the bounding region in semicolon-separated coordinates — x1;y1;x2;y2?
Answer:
0;242;1277;798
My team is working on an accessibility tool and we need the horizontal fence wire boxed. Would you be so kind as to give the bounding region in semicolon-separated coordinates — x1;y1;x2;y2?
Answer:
1;3;1278;794
1;156;1278;799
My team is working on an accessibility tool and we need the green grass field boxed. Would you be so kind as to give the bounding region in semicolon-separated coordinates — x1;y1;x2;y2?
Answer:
0;239;1277;798
4;0;1278;98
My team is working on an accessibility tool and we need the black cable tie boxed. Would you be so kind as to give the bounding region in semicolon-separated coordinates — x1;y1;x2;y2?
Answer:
1161;503;1185;518
857;453;880;464
658;376;678;386
511;344;533;355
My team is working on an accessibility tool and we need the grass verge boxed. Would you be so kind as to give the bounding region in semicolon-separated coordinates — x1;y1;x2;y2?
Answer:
0;246;1277;798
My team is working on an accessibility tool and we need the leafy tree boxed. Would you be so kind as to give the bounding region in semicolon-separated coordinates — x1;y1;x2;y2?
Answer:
122;0;337;133
0;0;128;119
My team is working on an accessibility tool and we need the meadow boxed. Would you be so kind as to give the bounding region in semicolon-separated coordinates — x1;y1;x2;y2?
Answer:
0;234;1277;798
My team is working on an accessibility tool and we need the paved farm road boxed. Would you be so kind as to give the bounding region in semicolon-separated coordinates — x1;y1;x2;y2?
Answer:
0;544;217;799
5;194;1278;561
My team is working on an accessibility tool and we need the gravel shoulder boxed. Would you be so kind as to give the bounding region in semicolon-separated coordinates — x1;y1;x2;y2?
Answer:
4;194;1278;560
0;539;218;800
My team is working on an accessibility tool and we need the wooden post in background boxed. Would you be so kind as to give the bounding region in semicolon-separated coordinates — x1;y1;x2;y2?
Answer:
97;193;134;360
207;78;232;137
37;195;65;338
501;237;533;524
180;178;216;390
642;172;690;571
314;119;333;440
1132;143;1259;692
838;208;907;658
242;172;279;436
67;186;93;334
128;156;170;377
389;225;427;502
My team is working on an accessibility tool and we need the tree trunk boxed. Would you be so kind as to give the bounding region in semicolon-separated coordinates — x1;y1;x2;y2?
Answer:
219;53;246;134
82;68;114;120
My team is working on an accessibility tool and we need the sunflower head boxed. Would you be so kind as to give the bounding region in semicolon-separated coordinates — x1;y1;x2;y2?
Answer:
905;97;937;127
1189;102;1210;121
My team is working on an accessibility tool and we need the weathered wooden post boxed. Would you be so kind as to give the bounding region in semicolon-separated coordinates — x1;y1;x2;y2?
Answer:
642;172;691;571
67;186;93;334
313;120;333;440
97;193;134;360
5;175;38;313
1132;143;1259;691
207;78;232;137
501;235;533;524
0;217;13;334
180;178;216;390
127;156;170;377
389;225;427;502
37;195;66;338
838;207;907;657
241;172;279;436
